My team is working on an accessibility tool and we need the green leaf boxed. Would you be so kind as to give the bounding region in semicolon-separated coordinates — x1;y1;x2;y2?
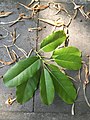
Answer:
52;46;81;58
40;68;54;105
3;56;41;87
40;30;66;52
54;54;82;70
16;72;40;104
48;64;77;104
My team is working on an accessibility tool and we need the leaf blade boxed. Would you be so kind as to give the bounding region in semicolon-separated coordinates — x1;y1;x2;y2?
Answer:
3;56;41;87
54;55;82;70
40;68;55;105
48;64;77;104
40;30;66;52
16;72;39;104
52;46;81;58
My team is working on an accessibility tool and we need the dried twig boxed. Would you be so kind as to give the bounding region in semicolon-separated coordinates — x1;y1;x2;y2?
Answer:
0;11;13;18
5;97;16;105
10;28;16;44
0;48;17;65
3;44;13;61
83;63;90;107
0;13;31;26
28;0;39;7
38;18;64;27
19;2;49;15
0;44;13;48
27;49;34;57
49;2;71;19
0;26;9;40
71;0;88;19
78;69;81;82
86;11;90;18
67;76;77;82
71;87;80;115
18;2;32;10
10;13;31;27
28;26;46;32
14;44;28;58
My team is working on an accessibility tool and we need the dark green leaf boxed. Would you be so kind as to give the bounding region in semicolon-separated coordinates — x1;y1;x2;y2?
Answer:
48;64;77;104
40;68;54;105
16;72;40;104
3;56;41;87
52;46;81;58
40;30;66;52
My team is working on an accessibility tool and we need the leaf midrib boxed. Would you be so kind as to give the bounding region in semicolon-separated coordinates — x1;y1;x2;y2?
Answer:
7;59;40;82
50;70;75;101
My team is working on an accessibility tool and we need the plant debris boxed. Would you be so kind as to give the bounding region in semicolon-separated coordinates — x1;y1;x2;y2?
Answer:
0;11;13;18
27;0;39;7
5;97;16;105
0;46;17;65
87;11;90;18
19;2;49;16
71;0;89;19
83;63;90;107
10;28;17;44
28;26;46;32
9;13;31;27
38;18;64;27
0;27;9;40
14;44;28;58
71;87;80;115
49;2;70;17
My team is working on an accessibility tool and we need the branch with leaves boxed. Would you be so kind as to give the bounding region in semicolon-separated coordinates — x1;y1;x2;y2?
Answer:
3;30;82;105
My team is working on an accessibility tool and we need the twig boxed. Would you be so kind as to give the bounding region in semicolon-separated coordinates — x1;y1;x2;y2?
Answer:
71;87;80;115
67;76;77;82
3;44;13;61
0;13;31;26
28;26;46;32
28;49;34;57
0;26;9;39
71;0;88;19
38;18;64;27
9;13;31;27
83;62;90;107
0;44;13;48
78;69;81;82
27;0;39;7
71;103;75;115
12;49;19;59
5;97;16;105
14;44;28;58
0;11;13;18
83;84;90;107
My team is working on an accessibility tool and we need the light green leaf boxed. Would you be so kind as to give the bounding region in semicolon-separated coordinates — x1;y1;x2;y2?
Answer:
52;46;81;58
48;64;77;104
3;56;41;87
54;55;82;70
40;68;54;105
40;30;66;52
16;72;40;104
